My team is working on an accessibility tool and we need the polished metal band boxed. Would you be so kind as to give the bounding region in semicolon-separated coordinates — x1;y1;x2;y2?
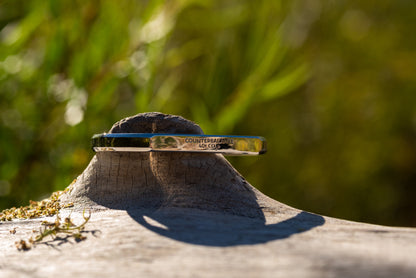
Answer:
91;133;266;155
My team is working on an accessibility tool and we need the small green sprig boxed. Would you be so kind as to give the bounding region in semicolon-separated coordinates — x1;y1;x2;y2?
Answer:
15;210;91;251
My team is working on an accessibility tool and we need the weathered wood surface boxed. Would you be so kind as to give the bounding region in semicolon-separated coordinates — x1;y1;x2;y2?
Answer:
1;113;415;278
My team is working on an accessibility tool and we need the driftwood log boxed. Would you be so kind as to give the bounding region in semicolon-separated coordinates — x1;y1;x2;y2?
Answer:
1;112;415;278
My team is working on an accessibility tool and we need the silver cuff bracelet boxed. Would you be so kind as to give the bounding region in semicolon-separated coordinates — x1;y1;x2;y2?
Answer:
91;133;266;155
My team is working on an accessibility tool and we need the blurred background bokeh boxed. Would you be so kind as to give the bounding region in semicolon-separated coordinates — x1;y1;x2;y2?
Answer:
1;0;415;226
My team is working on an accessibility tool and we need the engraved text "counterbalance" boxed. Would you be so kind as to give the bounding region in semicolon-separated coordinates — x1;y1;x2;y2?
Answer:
184;137;234;149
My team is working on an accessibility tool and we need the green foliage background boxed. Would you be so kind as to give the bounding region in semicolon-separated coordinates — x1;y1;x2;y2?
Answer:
1;0;415;226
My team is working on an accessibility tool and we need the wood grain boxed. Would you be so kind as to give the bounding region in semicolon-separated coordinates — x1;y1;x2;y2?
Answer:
1;112;415;278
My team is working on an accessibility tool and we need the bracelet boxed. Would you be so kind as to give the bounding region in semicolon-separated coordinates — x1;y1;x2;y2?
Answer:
91;133;266;155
